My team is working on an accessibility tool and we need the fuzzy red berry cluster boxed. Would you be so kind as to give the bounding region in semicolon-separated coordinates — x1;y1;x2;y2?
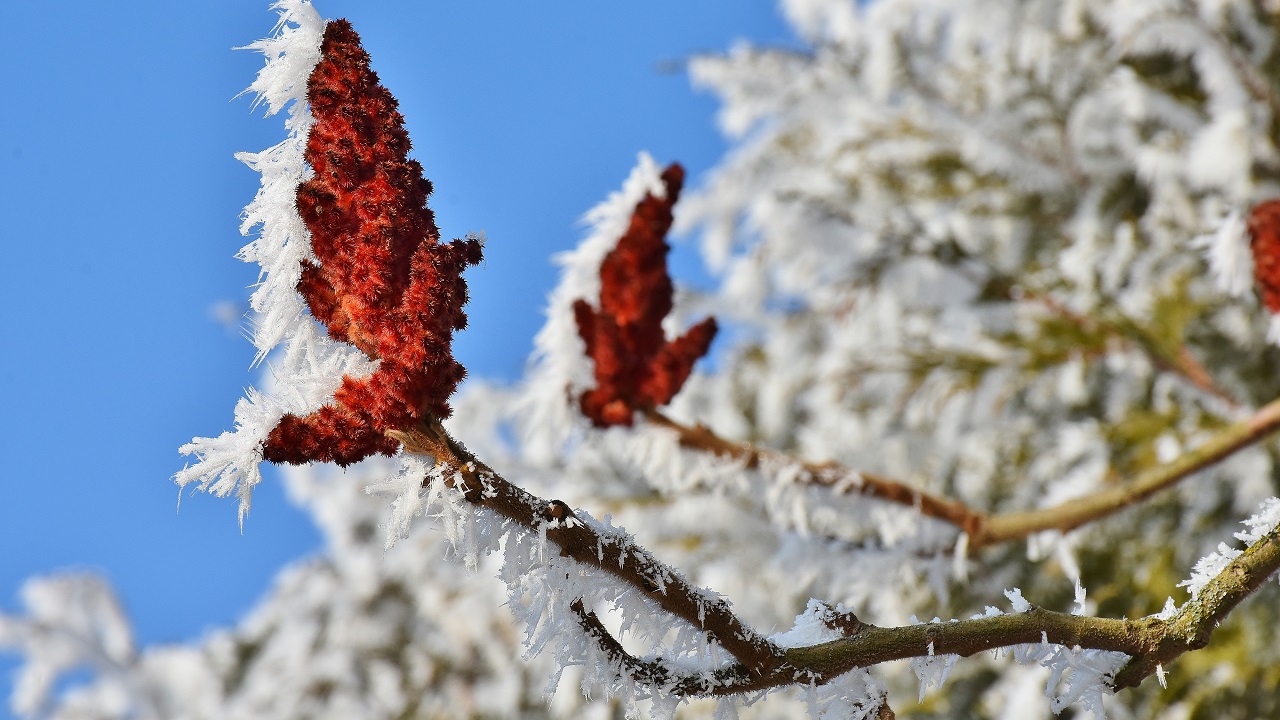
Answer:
573;164;718;427
1249;199;1280;316
263;20;482;466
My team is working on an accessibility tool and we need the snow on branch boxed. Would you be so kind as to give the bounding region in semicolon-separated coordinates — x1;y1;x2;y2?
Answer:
384;411;1280;716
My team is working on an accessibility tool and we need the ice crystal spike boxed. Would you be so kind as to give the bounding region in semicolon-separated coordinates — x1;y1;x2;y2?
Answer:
263;19;483;466
573;163;718;427
1248;199;1280;316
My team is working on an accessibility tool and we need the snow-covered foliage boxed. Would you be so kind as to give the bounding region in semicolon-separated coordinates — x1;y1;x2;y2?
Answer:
7;0;1280;717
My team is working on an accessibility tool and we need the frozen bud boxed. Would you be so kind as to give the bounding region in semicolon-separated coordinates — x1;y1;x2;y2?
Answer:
264;19;482;466
573;163;718;427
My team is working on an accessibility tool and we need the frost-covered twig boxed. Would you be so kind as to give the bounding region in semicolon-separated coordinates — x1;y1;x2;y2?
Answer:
388;418;786;680
567;598;760;696
642;409;985;537
645;395;1280;549
1112;499;1280;689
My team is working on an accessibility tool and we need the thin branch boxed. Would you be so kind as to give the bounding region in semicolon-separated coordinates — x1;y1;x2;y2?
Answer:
641;410;985;536
979;398;1280;546
645;396;1280;549
568;598;758;696
786;607;1140;682
394;415;1280;698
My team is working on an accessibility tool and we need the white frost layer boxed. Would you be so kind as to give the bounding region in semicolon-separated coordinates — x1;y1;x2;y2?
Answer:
175;1;376;524
770;599;852;648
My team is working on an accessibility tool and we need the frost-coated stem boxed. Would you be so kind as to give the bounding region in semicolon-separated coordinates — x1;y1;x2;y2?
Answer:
394;416;1280;699
787;608;1140;681
1112;517;1280;689
389;418;786;679
642;410;985;534
568;599;761;695
646;396;1280;549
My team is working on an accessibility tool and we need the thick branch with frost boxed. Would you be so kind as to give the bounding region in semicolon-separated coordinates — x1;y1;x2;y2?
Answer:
391;416;1280;701
388;419;783;679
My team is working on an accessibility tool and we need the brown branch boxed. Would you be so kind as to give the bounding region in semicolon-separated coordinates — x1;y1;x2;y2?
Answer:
388;419;786;679
645;396;1280;549
786;607;1141;681
578;512;1280;695
387;415;1280;703
979;398;1280;546
568;598;758;695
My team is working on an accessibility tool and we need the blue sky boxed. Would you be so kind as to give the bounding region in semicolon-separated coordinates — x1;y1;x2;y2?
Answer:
0;0;793;710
